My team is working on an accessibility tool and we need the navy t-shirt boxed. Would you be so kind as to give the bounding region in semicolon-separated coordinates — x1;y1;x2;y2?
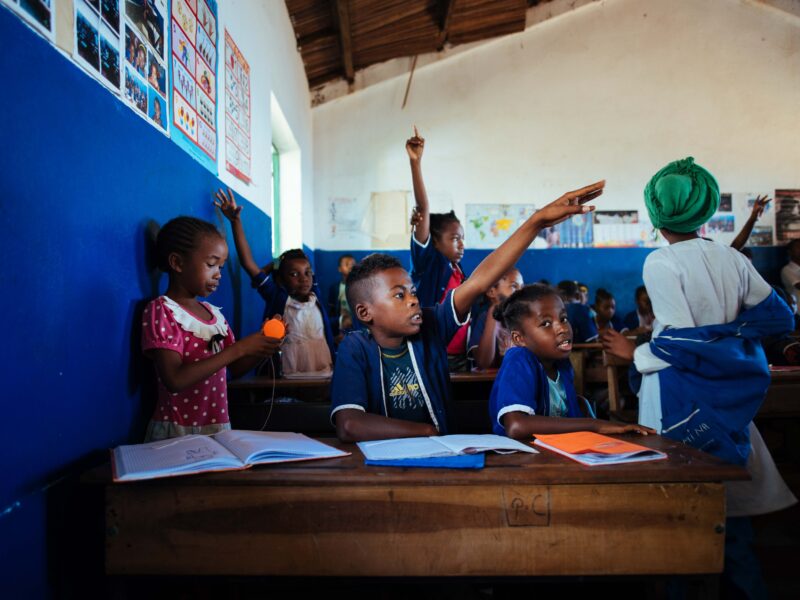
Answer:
380;345;431;424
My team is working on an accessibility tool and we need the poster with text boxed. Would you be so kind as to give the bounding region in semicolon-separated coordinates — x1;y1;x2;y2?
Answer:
465;204;536;249
123;0;168;132
73;0;120;91
2;0;55;40
169;0;218;171
224;29;251;183
776;189;800;243
592;210;655;247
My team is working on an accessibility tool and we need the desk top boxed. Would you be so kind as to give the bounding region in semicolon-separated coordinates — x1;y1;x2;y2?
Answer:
85;433;747;488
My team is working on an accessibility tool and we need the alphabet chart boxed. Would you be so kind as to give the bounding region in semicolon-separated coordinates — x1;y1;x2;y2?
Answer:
224;29;251;184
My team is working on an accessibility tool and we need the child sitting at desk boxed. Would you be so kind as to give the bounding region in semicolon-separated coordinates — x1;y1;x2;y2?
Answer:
467;267;523;370
622;285;655;335
215;188;336;376
142;217;281;441
488;284;653;439
557;280;598;343
592;288;627;334
331;181;607;442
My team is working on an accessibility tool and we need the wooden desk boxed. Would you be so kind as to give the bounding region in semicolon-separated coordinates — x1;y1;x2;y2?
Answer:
92;436;746;578
761;367;800;417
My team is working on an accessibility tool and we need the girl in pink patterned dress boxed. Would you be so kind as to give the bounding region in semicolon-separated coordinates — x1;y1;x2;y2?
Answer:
142;217;281;441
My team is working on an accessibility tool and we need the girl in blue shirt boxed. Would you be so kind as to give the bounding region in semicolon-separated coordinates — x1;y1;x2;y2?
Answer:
489;284;653;439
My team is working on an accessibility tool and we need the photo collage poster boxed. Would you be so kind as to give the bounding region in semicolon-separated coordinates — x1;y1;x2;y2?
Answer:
776;190;800;243
170;0;218;172
224;29;251;183
122;0;168;133
592;210;657;247
73;0;120;93
1;0;54;40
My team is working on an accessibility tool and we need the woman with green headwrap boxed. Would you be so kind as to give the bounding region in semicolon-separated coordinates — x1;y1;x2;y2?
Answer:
602;157;795;598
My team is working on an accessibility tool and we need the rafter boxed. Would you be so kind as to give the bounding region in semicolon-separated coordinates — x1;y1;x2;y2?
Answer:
437;0;458;50
334;0;355;82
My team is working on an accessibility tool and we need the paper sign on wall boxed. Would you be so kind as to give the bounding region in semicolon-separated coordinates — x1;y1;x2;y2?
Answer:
224;29;251;183
2;0;55;40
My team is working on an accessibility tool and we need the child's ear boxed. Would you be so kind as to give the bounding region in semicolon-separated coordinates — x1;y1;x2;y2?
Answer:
168;252;184;273
486;285;498;303
354;302;372;325
510;330;525;347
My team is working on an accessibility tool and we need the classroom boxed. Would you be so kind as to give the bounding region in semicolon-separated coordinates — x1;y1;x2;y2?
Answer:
2;0;800;597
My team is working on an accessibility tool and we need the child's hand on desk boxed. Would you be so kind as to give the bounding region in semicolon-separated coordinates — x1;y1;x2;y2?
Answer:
214;188;242;222
596;422;656;436
405;125;425;162
532;181;605;228
601;329;635;361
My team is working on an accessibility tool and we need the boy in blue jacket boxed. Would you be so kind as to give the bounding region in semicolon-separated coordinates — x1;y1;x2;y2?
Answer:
331;180;607;441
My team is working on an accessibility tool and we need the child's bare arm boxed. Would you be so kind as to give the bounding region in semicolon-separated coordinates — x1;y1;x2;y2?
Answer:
335;409;438;442
731;194;770;251
406;127;430;244
454;181;605;317
502;412;654;440
474;311;500;370
214;188;262;279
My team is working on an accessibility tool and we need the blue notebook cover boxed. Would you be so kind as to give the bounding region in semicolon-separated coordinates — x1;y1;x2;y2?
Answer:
364;453;485;469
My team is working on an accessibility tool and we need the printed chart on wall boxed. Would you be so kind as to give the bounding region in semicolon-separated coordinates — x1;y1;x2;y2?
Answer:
224;29;251;183
592;211;656;247
122;0;168;132
73;0;121;93
170;0;218;172
1;0;55;40
537;213;594;248
465;204;536;249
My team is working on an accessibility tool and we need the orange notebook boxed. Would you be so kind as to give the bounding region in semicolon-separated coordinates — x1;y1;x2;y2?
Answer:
533;431;667;466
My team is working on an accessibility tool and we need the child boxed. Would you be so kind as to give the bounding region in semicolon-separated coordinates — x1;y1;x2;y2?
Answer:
622;285;654;334
601;157;795;598
215;188;336;375
406;128;470;371
467;267;523;370
556;280;598;343
592;288;626;334
489;284;653;439
328;254;356;339
142;217;282;441
331;180;607;442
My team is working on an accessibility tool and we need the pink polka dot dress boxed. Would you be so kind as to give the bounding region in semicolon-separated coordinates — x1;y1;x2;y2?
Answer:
141;296;235;441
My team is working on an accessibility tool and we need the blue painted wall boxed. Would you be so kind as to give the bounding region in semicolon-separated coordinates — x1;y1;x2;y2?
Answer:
0;9;271;596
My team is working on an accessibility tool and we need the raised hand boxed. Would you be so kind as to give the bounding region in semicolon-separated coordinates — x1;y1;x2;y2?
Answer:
532;181;605;229
409;207;423;229
750;195;770;221
214;188;242;222
405;125;425;162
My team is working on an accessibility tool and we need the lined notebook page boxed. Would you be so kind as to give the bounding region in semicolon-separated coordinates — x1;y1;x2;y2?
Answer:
357;437;453;461
113;435;240;480
434;434;538;455
213;430;349;464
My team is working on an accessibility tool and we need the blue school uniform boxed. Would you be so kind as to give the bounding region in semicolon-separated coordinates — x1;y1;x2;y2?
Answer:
622;310;640;331
566;302;598;343
329;290;469;433
251;271;336;359
488;346;582;436
410;235;470;308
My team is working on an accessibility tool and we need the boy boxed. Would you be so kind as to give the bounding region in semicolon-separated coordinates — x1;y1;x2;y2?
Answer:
331;180;606;442
328;254;356;339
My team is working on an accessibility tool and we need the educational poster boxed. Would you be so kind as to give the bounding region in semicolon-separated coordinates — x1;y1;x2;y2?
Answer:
74;0;120;91
733;192;775;246
123;0;168;131
169;0;218;172
776;189;800;242
2;0;55;40
224;29;251;183
592;210;654;247
465;204;536;249
366;191;409;249
328;197;361;238
538;213;594;248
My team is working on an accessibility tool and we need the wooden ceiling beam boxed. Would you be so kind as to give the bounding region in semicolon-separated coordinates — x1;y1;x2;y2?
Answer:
437;0;457;50
334;0;355;82
296;27;338;50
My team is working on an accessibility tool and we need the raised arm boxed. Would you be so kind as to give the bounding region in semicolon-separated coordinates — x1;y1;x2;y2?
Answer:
473;310;501;370
731;195;770;251
454;181;605;317
407;126;430;244
214;188;262;279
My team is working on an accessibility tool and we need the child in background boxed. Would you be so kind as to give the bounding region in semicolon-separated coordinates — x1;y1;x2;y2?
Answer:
622;285;655;334
142;217;281;441
215;188;336;376
331;181;607;442
556;280;598;343
592;288;626;334
468;267;523;370
577;282;590;306
328;254;356;340
406;128;470;371
489;284;653;439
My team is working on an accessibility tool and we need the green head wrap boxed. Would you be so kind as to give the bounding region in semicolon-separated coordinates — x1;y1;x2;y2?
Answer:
644;157;719;233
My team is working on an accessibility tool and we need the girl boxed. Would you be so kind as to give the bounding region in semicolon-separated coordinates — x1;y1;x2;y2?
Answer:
406;128;470;371
467;267;523;370
592;288;626;334
622;285;654;334
142;216;281;441
215;189;336;376
489;284;653;439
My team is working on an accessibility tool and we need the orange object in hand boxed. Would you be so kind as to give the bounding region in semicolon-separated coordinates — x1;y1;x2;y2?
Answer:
262;318;286;339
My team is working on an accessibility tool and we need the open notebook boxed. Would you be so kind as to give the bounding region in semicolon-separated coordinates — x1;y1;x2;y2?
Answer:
533;431;666;466
357;434;538;462
112;430;349;482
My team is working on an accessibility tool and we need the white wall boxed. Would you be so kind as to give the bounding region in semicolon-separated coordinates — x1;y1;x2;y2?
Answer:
312;0;800;251
219;0;313;250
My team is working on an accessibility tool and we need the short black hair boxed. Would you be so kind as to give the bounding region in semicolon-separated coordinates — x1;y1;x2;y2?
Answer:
345;253;404;316
430;211;461;240
156;216;223;272
493;283;559;331
634;285;648;301
595;288;614;304
556;280;580;299
338;254;355;266
277;249;310;274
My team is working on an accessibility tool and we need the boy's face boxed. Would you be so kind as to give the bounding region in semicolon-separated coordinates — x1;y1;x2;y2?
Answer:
595;297;616;322
487;270;523;304
511;295;573;362
281;258;313;301
356;267;422;339
637;290;653;315
433;221;465;264
338;256;355;278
